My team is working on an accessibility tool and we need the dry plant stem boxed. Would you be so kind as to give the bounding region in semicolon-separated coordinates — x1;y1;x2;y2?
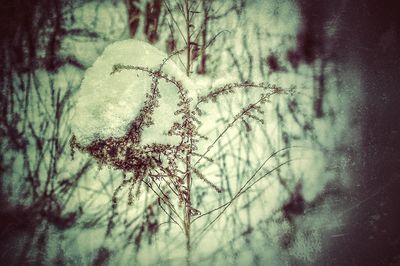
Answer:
194;86;284;166
108;64;285;264
184;150;192;266
184;1;192;264
185;0;191;77
183;1;192;264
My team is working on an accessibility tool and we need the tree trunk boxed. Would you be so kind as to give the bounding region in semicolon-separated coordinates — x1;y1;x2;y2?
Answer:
125;0;141;37
144;0;162;43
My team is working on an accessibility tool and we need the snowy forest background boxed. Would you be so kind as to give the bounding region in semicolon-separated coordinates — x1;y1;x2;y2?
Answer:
0;0;373;265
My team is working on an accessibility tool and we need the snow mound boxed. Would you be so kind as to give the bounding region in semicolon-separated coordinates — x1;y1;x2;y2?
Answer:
71;39;198;146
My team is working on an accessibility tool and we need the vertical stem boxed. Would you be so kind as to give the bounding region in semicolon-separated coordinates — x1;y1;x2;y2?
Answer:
184;130;193;266
183;1;193;265
184;151;192;266
198;0;208;74
185;0;191;77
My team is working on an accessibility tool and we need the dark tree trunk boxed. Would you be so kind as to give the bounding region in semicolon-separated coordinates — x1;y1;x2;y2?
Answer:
197;0;209;75
144;0;162;43
125;0;141;38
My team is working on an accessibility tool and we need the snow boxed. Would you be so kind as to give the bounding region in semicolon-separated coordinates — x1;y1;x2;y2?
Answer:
71;39;198;146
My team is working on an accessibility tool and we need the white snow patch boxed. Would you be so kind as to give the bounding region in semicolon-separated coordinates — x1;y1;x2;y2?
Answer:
71;39;198;146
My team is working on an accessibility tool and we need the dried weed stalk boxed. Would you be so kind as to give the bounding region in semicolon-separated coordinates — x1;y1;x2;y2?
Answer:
71;54;287;265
